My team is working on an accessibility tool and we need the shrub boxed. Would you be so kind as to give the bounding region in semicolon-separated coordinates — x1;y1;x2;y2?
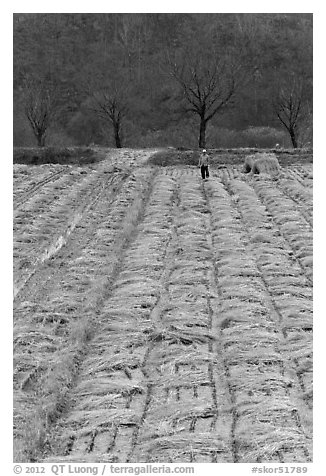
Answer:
148;150;199;167
241;126;289;148
13;147;101;166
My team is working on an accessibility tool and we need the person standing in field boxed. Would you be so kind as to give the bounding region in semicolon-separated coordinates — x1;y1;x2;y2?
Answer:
198;149;209;179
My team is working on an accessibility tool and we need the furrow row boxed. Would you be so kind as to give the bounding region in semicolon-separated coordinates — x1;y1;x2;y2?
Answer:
13;167;155;462
226;179;312;415
275;178;312;228
13;164;66;198
205;177;312;463
46;173;177;462
284;167;313;187
14;167;111;289
132;173;233;463
248;177;313;283
14;167;70;211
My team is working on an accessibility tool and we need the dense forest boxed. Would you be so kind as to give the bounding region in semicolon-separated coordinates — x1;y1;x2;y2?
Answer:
13;13;313;149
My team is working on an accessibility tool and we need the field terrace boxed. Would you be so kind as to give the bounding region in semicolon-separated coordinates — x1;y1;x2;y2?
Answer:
13;150;313;463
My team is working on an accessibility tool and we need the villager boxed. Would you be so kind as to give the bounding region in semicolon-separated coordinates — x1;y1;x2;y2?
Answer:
198;149;209;179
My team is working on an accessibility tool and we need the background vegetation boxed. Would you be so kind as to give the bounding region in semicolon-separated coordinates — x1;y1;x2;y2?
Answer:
13;13;313;149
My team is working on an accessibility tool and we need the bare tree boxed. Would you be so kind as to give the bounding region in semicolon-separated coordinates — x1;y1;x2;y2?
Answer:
23;77;58;147
90;85;128;148
273;77;308;149
168;47;246;148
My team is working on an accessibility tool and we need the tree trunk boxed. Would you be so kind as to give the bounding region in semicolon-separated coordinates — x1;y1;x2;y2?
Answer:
290;129;298;148
199;117;206;148
114;122;122;148
37;131;45;147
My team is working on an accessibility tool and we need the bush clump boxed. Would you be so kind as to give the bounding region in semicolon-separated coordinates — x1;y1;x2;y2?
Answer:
13;147;102;166
241;126;289;148
148;150;200;167
148;147;313;167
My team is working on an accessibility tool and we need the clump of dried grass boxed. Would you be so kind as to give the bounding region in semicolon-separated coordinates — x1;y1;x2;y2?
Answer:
148;323;215;345
144;398;217;433
228;366;293;398
282;334;312;357
150;345;217;367
92;322;149;351
148;368;210;389
68;393;122;412
236;395;298;426
43;453;119;463
14;398;51;463
234;390;310;460
244;153;281;176
64;408;140;437
82;352;142;375
163;307;210;327
76;376;145;398
139;431;231;460
237;425;307;462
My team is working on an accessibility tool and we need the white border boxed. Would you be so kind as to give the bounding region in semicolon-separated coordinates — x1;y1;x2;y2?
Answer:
4;5;323;475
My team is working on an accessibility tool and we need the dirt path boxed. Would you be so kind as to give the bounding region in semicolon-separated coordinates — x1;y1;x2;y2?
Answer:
13;153;313;463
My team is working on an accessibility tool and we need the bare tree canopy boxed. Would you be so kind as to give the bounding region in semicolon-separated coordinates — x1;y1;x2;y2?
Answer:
89;83;129;148
23;77;59;147
273;76;311;148
168;45;249;148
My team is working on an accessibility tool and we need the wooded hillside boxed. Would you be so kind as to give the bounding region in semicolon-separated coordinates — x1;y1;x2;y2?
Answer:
13;13;313;149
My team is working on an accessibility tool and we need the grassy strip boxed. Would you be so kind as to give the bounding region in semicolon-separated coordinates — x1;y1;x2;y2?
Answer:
148;148;313;167
13;147;106;166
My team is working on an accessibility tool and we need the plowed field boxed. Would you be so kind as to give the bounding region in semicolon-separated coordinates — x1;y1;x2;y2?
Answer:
13;149;313;463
